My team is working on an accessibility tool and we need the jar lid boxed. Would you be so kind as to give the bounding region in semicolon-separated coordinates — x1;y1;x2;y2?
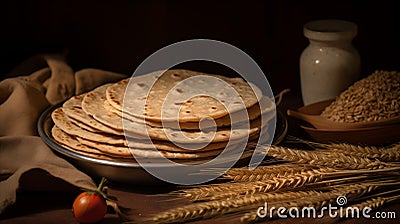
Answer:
304;20;357;41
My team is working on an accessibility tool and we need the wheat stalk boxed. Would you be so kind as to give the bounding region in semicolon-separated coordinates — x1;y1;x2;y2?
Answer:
240;191;337;222
179;182;251;201
226;162;400;184
224;164;317;182
171;180;396;223
264;145;389;169
331;183;379;200
154;141;400;223
332;193;400;222
240;182;379;223
328;143;400;162
240;169;326;195
350;197;384;211
285;137;400;162
316;141;399;152
225;164;305;176
150;190;323;223
181;166;400;202
186;168;335;201
291;138;400;162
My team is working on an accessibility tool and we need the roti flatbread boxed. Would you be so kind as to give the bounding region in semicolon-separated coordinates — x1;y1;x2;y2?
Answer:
106;69;262;122
62;91;123;135
83;84;261;143
76;136;229;159
52;126;131;159
104;95;275;130
59;94;269;151
52;107;128;145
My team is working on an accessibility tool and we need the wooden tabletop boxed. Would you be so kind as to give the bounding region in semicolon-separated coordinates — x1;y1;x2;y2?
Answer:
1;183;399;224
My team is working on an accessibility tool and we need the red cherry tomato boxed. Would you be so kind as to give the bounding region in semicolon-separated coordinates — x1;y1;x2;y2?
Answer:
72;192;107;223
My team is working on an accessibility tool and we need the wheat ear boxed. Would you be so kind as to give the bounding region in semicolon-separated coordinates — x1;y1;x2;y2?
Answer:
193;168;334;201
328;143;400;162
264;145;389;169
224;164;317;182
240;182;378;223
240;190;338;223
150;190;324;223
181;167;395;202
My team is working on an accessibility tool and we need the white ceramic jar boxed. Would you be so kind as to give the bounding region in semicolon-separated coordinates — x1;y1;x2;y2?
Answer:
300;20;360;105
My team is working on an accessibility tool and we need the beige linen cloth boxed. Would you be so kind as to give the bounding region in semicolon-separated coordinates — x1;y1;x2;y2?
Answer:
0;55;126;213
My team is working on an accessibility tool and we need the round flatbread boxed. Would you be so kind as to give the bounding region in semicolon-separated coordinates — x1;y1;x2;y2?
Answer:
52;126;131;159
104;95;274;130
53;124;226;159
52;107;127;145
76;136;228;159
106;69;263;122
56;105;245;151
68;116;102;133
59;92;269;152
63;95;84;108
52;126;256;162
62;90;123;135
83;84;261;143
53;126;252;164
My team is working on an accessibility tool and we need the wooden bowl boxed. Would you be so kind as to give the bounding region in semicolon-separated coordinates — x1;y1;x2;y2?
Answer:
287;99;400;129
300;124;400;145
290;100;400;145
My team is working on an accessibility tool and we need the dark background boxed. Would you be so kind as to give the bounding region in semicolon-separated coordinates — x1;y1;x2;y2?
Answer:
1;0;399;94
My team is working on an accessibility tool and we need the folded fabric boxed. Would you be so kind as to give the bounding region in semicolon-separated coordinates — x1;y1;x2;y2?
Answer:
0;54;126;213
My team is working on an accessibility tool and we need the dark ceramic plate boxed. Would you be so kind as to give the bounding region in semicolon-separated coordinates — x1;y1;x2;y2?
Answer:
38;103;287;184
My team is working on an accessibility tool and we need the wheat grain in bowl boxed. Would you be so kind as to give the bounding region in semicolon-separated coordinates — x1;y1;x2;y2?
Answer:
321;70;400;123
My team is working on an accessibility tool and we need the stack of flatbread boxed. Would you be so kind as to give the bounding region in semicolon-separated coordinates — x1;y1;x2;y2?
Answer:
51;69;275;161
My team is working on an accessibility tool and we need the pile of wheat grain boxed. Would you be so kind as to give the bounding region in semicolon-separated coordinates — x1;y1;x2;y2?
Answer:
321;70;400;123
